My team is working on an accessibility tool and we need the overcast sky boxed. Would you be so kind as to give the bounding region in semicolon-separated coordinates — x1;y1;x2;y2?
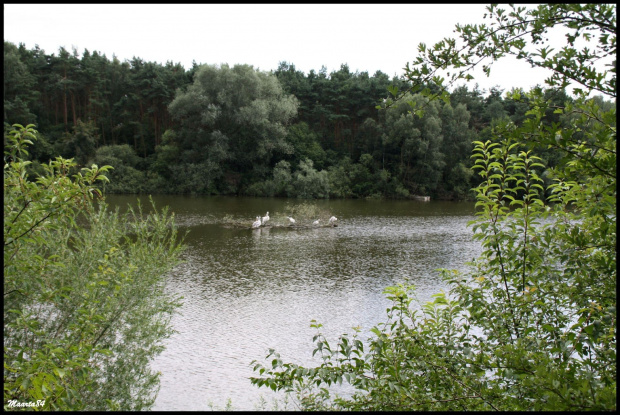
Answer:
5;3;563;94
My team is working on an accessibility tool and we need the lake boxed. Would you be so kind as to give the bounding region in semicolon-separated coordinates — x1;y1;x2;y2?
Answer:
105;194;481;411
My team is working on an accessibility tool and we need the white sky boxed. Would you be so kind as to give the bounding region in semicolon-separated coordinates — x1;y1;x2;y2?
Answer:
5;3;569;94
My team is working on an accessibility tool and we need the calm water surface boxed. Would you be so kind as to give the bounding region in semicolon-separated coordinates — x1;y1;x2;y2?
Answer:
105;195;481;411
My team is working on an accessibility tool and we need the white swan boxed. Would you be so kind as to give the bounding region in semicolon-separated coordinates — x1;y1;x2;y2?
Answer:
262;211;270;225
287;216;296;225
329;216;337;226
252;216;261;228
312;219;320;226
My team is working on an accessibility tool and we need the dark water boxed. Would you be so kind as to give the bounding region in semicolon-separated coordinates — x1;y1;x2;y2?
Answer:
105;195;481;411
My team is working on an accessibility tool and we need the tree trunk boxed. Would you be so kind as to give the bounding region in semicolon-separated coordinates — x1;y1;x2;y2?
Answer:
71;91;77;127
153;109;159;146
101;120;106;146
63;85;68;131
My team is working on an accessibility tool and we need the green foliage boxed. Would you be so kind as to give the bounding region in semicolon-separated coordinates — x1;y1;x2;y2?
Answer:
150;129;180;180
3;42;39;125
246;160;294;197
168;63;298;194
4;124;184;410
403;4;616;107
92;144;147;193
250;3;616;411
382;92;446;195
168;161;221;195
8;12;612;201
286;122;327;169
5;40;503;200
326;157;354;198
291;159;330;199
64;120;99;165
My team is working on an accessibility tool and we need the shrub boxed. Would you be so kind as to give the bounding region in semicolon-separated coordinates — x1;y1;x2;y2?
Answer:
4;124;184;410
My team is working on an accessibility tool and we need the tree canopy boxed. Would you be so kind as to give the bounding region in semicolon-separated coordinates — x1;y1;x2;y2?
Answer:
167;63;298;193
4;40;578;200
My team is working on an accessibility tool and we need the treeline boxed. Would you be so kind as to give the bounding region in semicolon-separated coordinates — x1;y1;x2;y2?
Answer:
4;40;581;199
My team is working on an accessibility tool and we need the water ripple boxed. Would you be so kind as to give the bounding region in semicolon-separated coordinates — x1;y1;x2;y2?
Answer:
142;202;481;411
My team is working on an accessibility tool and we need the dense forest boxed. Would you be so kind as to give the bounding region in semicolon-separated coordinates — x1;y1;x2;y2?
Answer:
2;40;591;200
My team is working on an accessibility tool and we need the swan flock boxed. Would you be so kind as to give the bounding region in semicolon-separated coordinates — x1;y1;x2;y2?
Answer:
250;212;338;228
